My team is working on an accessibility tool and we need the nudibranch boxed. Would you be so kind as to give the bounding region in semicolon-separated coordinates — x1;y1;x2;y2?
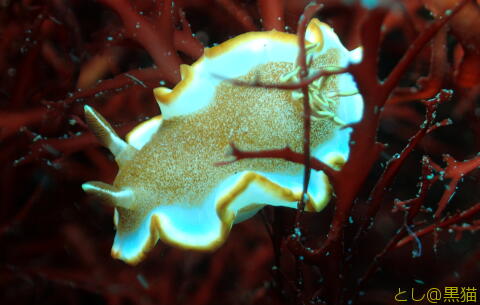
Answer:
82;19;363;264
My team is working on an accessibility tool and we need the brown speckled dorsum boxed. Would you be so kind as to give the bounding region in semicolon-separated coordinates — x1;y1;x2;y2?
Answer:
114;53;341;234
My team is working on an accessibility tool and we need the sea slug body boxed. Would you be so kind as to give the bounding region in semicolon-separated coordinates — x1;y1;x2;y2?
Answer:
82;18;363;264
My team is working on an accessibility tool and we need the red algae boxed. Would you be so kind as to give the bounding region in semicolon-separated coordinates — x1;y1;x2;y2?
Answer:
0;1;479;305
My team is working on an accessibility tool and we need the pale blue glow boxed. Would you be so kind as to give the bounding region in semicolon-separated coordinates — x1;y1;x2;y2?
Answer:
343;0;379;9
361;0;379;9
